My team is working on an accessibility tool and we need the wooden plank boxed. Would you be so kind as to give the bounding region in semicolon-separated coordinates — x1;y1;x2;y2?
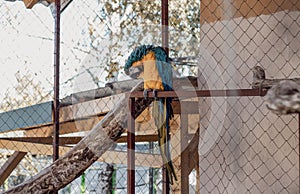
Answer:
1;137;82;146
60;79;141;106
107;150;162;168
19;0;73;12
1;134;158;145
0;151;27;185
23;125;53;137
0;102;52;133
22;0;39;8
200;0;300;24
117;134;158;143
0;139;162;167
0;139;69;156
23;116;102;137
59;93;124;122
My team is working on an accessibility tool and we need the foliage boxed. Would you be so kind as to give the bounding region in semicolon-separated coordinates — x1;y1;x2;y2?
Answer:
86;0;200;82
0;70;52;112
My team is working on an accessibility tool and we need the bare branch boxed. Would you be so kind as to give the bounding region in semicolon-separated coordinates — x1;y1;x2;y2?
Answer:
251;66;300;114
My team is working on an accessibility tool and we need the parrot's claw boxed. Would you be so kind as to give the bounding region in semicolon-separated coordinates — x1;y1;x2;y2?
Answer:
153;89;158;100
143;89;151;99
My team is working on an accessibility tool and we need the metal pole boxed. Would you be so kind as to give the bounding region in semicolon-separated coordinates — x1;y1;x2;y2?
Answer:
162;0;169;54
162;1;170;192
53;0;60;162
127;97;135;194
149;142;154;193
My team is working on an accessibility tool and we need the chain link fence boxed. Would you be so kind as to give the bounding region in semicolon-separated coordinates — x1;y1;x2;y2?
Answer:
198;0;300;193
0;0;299;193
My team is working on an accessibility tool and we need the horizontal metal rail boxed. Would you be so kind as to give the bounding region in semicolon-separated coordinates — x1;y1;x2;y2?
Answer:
130;88;267;98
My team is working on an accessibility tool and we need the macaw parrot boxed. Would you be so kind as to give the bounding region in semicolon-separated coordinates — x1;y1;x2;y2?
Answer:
124;45;177;184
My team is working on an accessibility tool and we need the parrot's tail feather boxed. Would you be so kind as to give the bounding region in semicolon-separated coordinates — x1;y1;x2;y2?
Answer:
153;98;177;185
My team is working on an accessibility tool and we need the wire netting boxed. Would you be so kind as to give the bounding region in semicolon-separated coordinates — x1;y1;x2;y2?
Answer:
198;0;300;193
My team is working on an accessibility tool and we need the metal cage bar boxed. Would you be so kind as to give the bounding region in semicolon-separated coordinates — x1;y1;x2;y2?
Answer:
127;97;136;194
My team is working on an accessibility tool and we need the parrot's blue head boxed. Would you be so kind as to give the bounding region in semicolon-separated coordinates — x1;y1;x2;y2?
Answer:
124;45;154;78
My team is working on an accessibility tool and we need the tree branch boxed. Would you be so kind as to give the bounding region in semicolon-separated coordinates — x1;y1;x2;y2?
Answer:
252;66;300;114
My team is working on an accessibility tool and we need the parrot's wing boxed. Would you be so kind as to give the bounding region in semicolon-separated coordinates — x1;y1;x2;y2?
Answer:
153;47;173;91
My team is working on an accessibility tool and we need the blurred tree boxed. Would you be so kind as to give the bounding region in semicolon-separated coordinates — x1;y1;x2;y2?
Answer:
85;0;200;83
0;70;52;112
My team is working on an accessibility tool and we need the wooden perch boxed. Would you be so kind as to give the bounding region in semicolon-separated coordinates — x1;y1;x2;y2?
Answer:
252;66;300;114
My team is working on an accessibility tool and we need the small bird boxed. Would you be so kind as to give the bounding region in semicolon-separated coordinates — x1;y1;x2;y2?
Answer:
124;45;177;184
252;66;266;90
252;66;266;82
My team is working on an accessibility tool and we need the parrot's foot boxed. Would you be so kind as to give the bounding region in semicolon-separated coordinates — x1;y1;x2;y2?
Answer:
152;89;158;100
143;89;151;99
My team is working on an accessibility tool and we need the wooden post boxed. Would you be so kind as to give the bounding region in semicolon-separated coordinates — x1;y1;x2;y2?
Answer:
0;152;27;186
180;113;189;193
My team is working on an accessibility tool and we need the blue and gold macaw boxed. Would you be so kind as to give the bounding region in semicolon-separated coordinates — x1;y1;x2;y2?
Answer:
124;45;177;184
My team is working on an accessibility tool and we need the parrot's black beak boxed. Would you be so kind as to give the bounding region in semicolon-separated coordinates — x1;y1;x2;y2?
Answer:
125;66;143;79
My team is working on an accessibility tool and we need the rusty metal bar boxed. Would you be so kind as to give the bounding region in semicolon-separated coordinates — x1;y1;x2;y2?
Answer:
127;97;135;194
131;89;268;98
162;0;170;192
53;0;60;162
149;142;154;193
162;0;169;54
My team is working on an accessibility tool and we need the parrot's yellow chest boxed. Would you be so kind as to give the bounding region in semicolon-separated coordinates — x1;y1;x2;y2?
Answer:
132;51;164;90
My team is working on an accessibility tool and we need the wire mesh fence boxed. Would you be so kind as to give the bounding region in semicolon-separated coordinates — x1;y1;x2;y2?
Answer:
0;0;299;194
198;0;300;193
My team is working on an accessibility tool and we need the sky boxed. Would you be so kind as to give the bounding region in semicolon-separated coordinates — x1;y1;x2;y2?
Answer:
0;2;54;94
